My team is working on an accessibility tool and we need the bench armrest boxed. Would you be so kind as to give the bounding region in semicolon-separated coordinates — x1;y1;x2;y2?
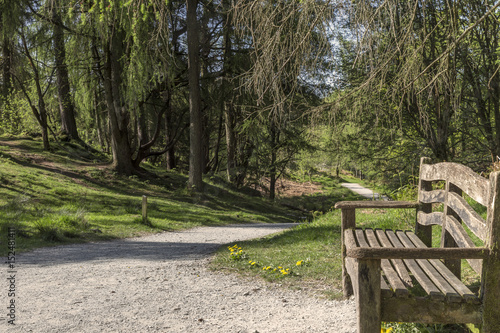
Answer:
335;201;419;210
346;246;489;260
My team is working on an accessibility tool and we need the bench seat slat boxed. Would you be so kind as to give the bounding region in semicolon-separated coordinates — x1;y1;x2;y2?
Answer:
375;229;413;287
345;230;392;298
397;231;462;303
385;230;444;301
365;229;409;298
406;232;480;304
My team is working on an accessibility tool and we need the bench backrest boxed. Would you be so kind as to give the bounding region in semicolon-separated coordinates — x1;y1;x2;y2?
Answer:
417;157;492;274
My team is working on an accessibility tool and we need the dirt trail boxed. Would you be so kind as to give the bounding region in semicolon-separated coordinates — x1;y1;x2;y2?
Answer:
5;223;356;332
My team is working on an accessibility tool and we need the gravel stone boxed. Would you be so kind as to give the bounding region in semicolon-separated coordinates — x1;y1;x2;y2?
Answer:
7;223;356;332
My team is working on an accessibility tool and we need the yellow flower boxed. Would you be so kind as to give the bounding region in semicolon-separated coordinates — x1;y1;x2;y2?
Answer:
296;260;303;266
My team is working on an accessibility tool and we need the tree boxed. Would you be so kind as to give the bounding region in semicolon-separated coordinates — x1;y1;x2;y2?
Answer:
186;0;203;190
51;3;79;141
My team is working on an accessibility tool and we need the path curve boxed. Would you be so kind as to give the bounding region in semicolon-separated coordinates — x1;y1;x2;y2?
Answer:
6;223;356;332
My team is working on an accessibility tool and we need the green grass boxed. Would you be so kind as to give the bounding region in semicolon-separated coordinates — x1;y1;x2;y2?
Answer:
210;173;478;333
0;136;298;256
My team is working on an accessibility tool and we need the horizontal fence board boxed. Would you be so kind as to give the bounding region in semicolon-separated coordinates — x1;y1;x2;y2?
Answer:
420;163;489;206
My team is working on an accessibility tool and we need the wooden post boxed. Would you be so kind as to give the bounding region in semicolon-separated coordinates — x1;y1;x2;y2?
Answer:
142;195;147;223
442;182;462;278
355;258;381;333
342;208;356;297
481;171;500;332
417;157;433;247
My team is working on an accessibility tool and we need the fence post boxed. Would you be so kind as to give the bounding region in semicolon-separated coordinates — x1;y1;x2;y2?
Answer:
142;195;147;223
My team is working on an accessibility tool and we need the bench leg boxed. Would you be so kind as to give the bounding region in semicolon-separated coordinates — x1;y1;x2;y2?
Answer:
481;256;500;333
354;259;381;333
343;260;354;298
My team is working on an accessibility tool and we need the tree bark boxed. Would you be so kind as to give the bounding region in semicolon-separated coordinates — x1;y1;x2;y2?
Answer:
52;8;79;141
102;25;134;175
187;0;203;190
222;3;236;182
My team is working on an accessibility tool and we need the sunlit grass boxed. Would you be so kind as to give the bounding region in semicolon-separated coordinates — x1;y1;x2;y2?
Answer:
0;136;297;256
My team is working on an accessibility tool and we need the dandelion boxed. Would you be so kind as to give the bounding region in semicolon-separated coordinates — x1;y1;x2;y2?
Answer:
296;260;303;266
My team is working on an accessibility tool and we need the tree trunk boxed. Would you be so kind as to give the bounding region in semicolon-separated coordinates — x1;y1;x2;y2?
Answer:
187;0;203;190
20;32;50;150
102;26;134;175
52;9;79;141
2;33;12;106
165;108;176;170
222;4;236;182
269;121;278;200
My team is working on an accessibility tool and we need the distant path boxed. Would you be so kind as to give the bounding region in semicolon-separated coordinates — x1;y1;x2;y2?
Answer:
7;223;356;333
341;183;389;201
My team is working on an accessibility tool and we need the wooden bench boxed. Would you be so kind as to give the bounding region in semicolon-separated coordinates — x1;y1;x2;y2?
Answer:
334;157;500;333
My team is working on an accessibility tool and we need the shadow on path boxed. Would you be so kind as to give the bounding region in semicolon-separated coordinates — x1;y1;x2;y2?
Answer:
18;223;300;266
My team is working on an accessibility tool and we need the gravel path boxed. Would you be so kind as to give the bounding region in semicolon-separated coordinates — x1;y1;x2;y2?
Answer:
341;183;389;200
4;223;356;332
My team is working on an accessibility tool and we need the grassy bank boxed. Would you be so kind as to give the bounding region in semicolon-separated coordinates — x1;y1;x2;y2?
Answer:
0;136;299;256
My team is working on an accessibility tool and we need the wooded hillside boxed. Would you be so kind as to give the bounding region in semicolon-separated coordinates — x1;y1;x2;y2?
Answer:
1;0;499;192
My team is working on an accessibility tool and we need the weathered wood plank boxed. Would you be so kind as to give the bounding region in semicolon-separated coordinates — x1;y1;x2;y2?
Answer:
380;276;393;298
442;182;462;278
386;230;444;301
341;209;355;298
375;229;413;287
397;231;461;303
418;211;444;226
355;258;381;333
419;189;446;204
420;163;489;206
335;201;419;209
407;232;480;304
481;171;500;332
381;297;482;324
447;191;487;242
355;229;370;247
347;254;393;298
345;246;489;260
445;215;483;274
417;157;434;246
365;229;408;298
